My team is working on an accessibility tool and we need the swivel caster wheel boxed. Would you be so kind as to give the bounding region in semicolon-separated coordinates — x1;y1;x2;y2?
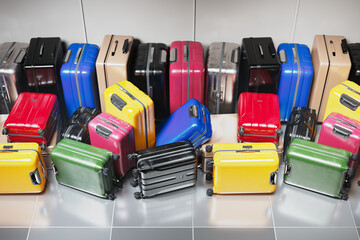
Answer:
130;179;138;187
206;188;213;196
134;192;142;199
107;193;115;201
205;173;212;181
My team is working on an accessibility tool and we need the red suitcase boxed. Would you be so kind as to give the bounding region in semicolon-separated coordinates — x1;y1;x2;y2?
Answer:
88;112;135;177
2;92;59;150
169;41;205;113
237;92;282;143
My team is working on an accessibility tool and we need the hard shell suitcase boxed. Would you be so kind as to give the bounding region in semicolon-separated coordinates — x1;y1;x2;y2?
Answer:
60;43;100;118
156;98;212;149
205;42;240;114
50;138;119;200
348;43;360;85
104;80;155;151
239;37;280;94
284;138;353;200
129;141;197;199
323;80;360;121
96;35;134;111
206;142;279;196
132;43;169;122
89;112;135;177
0;42;28;114
0;142;47;193
277;43;314;121
237;92;282;143
42;121;60;169
308;35;351;122
2;92;59;150
0;114;8;143
169;41;205;113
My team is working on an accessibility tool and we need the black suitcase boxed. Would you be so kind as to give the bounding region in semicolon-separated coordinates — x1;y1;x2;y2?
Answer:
239;37;280;94
348;43;360;85
132;43;169;123
129;141;197;199
61;107;100;143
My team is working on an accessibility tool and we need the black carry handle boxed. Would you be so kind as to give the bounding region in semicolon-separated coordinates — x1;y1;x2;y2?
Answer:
111;40;119;56
231;48;239;63
29;168;41;185
111;94;127;111
39;43;45;58
188;105;199;118
340;94;360;111
341;39;349;54
96;125;112;139
270;172;277;185
268;42;276;58
333;125;351;139
122;39;129;54
258;44;264;58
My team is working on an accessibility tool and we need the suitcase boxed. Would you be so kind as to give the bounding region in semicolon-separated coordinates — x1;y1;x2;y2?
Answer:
205;42;240;114
2;92;59;150
283;107;317;158
42;122;60;169
239;37;280;94
284;138;353;200
0;42;28;114
348;43;360;85
156;98;212;149
129;141;197;199
169;41;205;113
50;138;119;200
308;35;351;122
277;43;314;121
206;142;279;196
237;92;282;143
0;142;47;193
132;43;169;122
89;112;135;177
60;43;100;118
323;80;360;122
96;35;134;111
0;114;9;143
61;107;100;143
104;80;155;151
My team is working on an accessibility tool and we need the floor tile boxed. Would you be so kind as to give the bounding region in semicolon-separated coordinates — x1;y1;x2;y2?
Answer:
348;168;360;227
111;228;192;240
0;228;28;240
276;228;359;240
194;228;275;240
0;194;37;226
28;228;110;240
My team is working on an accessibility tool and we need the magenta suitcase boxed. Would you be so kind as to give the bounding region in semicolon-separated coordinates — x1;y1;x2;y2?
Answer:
88;112;135;177
169;41;205;113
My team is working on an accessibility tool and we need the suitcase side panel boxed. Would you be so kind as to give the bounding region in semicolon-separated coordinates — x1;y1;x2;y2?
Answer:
189;41;205;105
296;44;313;108
348;43;360;85
169;41;185;113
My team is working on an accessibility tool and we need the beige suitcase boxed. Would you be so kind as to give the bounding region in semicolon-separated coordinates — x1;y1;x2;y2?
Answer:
42;122;60;169
96;35;134;111
308;35;351;122
0;115;8;143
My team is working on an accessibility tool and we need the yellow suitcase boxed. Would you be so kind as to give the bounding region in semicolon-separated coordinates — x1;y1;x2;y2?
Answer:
207;142;279;195
0;142;47;193
104;80;155;151
323;80;360;121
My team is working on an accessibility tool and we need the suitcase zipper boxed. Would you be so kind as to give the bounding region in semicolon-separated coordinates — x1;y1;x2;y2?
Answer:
328;115;358;129
290;142;349;162
340;83;360;96
74;44;86;107
213;148;277;155
186;41;190;101
291;44;301;111
241;133;278;138
216;42;225;114
103;35;114;88
56;142;109;162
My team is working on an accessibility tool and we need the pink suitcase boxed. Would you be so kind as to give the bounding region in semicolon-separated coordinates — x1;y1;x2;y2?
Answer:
169;41;205;113
88;112;135;177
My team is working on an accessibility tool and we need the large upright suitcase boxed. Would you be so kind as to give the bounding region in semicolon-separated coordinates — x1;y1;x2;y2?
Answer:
0;42;28;114
239;37;280;94
277;43;313;121
205;42;240;114
308;35;351;122
60;43;100;118
96;35;134;111
348;43;360;85
169;41;205;113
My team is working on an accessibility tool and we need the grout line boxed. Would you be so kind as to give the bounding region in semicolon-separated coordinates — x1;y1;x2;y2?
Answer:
347;201;360;240
193;0;196;41
25;195;39;240
290;0;300;43
108;199;116;240
79;0;88;43
191;187;195;240
269;195;278;240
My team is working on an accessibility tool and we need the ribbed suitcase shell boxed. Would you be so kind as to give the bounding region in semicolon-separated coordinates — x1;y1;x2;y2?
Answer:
60;43;100;118
0;142;47;193
104;80;155;151
348;43;360;85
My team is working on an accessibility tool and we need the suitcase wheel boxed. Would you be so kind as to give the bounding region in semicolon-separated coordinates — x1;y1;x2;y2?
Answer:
206;188;213;197
284;163;291;175
238;126;244;135
205;145;213;153
132;169;139;178
115;178;122;188
38;128;45;136
112;154;120;161
343;178;351;191
276;129;283;136
2;127;8;135
134;192;142;199
205;173;213;181
130;179;138;187
341;193;348;201
107;193;115;201
40;143;46;151
102;167;110;176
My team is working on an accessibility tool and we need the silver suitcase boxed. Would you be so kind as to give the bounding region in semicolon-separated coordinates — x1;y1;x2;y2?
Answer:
0;42;28;114
206;42;240;114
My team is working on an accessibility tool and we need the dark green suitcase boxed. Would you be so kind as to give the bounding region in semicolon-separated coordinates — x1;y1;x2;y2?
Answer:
50;138;119;200
284;138;352;200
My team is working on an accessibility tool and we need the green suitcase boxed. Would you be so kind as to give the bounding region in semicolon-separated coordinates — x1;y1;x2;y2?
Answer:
284;138;352;200
50;138;119;200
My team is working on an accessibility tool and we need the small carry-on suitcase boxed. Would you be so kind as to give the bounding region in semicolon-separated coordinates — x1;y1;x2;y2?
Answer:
206;142;279;196
129;141;197;199
348;43;360;85
309;35;351;122
239;37;280;94
205;42;240;114
0;142;47;194
104;80;155;151
60;43;100;118
169;41;205;113
0;42;28;114
284;138;354;200
323;80;360;121
277;43;314;121
51;138;119;200
237;92;282;143
132;43;169;123
2;92;59;150
156;98;212;149
96;35;134;111
89;112;135;177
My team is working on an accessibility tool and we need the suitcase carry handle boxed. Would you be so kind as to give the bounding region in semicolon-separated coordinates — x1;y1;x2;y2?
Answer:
340;94;360;111
112;40;119;56
184;44;189;62
270;172;277;185
188;105;199;118
63;49;72;63
170;48;177;63
268;43;276;58
160;49;167;63
74;47;84;64
96;125;112;139
30;168;41;185
341;39;349;54
111;94;127;111
279;50;287;63
122;39;129;54
231;48;239;63
39;43;45;58
258;44;264;58
333;125;351;139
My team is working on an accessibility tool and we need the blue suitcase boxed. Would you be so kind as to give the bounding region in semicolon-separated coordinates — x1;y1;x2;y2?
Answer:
60;43;100;118
156;99;212;148
277;43;313;121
